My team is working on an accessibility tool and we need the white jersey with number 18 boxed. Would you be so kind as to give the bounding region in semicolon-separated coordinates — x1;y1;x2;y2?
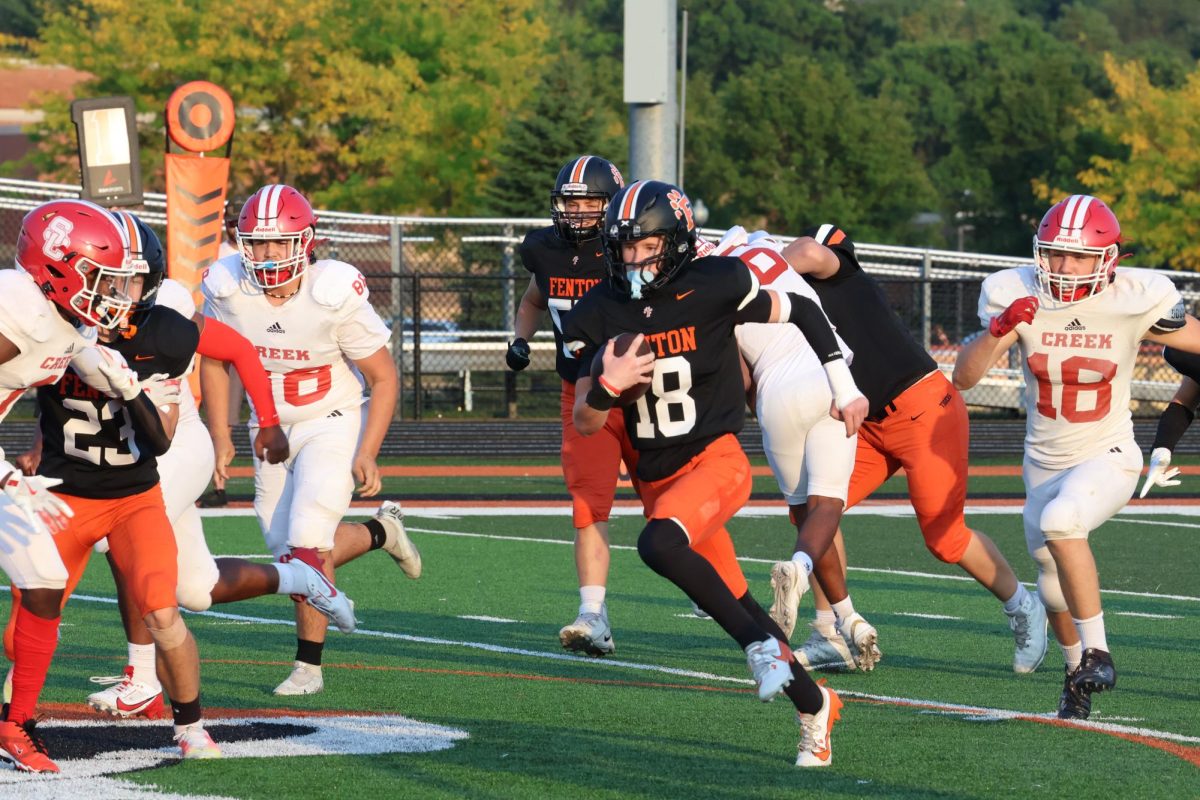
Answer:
979;266;1183;469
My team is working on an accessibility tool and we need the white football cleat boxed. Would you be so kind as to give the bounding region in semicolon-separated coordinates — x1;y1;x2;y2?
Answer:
796;684;843;768
745;637;794;702
690;601;711;619
273;661;324;696
1006;590;1048;674
559;607;615;656
375;501;422;579
87;666;166;719
174;722;222;760
838;612;881;672
768;560;808;639
286;549;357;633
795;624;857;673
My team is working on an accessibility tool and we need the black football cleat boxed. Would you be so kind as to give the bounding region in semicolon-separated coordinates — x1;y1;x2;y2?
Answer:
1057;666;1091;720
198;488;228;508
1071;648;1116;694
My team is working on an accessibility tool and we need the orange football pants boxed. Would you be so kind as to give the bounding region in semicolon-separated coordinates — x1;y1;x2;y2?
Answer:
561;380;641;528
638;433;753;597
846;371;972;563
5;485;179;660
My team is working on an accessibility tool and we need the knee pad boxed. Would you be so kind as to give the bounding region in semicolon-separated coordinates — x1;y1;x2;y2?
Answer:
1029;544;1068;613
146;612;189;651
175;579;215;613
636;519;689;575
1040;497;1088;541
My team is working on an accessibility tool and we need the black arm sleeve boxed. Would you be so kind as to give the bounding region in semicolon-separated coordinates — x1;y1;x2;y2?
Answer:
124;392;173;456
735;291;844;363
1152;402;1195;452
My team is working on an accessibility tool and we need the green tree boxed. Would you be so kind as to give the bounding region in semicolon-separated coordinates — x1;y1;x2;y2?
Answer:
24;0;548;215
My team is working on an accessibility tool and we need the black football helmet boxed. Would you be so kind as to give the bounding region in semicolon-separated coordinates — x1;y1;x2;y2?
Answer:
603;180;697;299
110;210;166;327
551;155;624;242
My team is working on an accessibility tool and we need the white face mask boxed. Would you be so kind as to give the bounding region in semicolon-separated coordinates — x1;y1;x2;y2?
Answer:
626;268;650;300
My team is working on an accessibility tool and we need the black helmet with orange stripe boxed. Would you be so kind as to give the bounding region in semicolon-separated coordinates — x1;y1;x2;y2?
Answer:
551;155;624;242
109;210;165;327
602;180;697;299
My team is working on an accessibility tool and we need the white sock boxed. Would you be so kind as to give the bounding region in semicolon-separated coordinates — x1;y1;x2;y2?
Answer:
1062;641;1083;672
579;585;606;616
273;562;304;596
831;597;857;622
1073;613;1109;653
1002;583;1030;614
790;551;813;577
128;642;159;687
814;609;837;634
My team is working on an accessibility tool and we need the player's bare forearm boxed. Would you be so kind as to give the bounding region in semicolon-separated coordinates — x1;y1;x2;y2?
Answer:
572;376;608;436
514;278;548;341
952;329;1016;391
780;238;841;279
355;347;398;460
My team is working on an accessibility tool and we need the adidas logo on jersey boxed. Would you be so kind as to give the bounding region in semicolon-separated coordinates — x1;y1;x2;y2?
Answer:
266;322;285;334
1065;318;1086;331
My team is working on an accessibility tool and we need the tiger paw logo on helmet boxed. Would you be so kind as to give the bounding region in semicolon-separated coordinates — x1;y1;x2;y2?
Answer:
666;189;695;231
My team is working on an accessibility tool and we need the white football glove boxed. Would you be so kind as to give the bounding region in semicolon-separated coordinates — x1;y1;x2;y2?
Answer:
140;373;182;409
1;467;73;539
1139;447;1182;499
74;345;141;401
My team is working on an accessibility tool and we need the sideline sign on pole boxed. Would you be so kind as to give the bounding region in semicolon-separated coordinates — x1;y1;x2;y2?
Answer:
164;80;235;306
71;96;142;206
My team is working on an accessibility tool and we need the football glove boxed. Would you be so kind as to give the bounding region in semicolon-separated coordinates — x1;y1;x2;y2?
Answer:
1139;447;1181;498
506;338;531;371
989;296;1039;338
141;373;182;409
1;468;73;538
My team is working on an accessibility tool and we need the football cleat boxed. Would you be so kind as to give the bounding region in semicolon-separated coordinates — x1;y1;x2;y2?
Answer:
745;637;794;702
1006;591;1048;674
174;722;222;760
87;666;166;719
768;560;808;640
273;661;325;696
795;624;857;673
838;612;881;672
375;501;422;579
1057;665;1092;720
1071;648;1116;694
284;548;357;633
690;601;711;619
559;607;615;656
0;718;59;773
796;684;843;768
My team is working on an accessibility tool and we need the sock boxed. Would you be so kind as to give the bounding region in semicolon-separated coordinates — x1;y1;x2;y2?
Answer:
790;551;814;577
814;609;837;633
273;562;305;596
1003;583;1030;614
128;642;159;687
1062;641;1083;672
171;695;202;728
1073;613;1109;653
8;608;61;725
363;518;388;551
295;638;324;667
831;597;857;623
579;585;606;616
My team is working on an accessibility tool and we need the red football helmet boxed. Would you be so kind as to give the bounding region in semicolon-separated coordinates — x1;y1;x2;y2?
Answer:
1033;195;1121;303
236;184;317;289
15;199;136;329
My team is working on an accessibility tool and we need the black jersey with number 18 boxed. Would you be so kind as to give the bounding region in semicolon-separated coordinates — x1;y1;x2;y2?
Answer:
37;305;199;499
562;256;757;482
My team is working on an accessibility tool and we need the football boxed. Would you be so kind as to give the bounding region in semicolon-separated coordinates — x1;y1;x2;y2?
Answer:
590;332;653;407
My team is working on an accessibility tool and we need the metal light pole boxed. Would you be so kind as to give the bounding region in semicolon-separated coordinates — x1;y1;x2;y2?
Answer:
625;0;678;183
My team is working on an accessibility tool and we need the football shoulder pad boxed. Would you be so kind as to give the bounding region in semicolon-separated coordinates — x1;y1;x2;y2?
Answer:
310;259;369;310
202;254;243;301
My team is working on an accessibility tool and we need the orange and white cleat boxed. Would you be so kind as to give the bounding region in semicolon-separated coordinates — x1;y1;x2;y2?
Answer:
174;722;222;760
0;718;59;773
795;684;843;768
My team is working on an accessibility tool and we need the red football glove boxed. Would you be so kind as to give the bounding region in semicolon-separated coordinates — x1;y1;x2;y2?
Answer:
989;295;1039;338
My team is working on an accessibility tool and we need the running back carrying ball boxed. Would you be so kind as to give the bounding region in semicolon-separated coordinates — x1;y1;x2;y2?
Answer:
591;332;652;407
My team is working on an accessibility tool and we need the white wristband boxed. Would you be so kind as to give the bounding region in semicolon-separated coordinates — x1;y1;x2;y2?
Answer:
822;358;864;409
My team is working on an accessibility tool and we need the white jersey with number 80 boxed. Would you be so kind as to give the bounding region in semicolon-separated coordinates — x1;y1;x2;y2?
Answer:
979;265;1183;469
202;254;391;426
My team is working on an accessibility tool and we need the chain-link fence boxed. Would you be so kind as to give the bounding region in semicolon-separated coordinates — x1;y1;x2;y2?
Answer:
2;177;1196;421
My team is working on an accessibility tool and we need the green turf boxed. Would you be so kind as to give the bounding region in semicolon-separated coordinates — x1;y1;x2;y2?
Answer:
24;508;1199;798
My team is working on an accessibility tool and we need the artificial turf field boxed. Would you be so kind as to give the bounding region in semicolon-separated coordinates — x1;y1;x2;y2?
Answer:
2;491;1196;798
